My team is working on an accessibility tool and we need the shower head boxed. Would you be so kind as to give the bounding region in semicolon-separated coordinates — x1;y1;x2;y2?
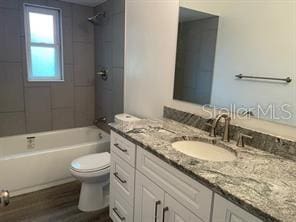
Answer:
88;12;106;25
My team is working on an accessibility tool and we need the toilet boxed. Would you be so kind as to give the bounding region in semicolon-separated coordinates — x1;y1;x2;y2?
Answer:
70;152;110;212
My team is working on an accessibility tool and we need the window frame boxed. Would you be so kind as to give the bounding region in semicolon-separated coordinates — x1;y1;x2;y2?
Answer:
24;4;64;82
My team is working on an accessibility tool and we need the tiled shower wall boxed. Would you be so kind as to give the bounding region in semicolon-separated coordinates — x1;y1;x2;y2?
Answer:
95;0;125;123
0;0;96;137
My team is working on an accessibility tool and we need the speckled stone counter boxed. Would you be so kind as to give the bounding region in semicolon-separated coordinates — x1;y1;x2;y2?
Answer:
110;119;296;222
164;106;296;161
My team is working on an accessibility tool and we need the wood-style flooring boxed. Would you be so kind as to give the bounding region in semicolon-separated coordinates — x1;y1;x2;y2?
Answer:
0;182;112;222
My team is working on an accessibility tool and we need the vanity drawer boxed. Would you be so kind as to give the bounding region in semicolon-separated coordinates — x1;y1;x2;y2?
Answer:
111;131;136;167
110;152;135;205
136;147;213;222
110;186;134;222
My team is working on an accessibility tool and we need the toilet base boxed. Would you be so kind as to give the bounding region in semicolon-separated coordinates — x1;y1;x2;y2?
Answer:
78;182;109;212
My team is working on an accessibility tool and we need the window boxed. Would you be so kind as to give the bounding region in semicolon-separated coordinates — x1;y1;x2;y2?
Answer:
24;4;63;81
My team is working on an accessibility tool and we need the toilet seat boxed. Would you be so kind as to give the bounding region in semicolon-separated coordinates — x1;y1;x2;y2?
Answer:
71;152;110;173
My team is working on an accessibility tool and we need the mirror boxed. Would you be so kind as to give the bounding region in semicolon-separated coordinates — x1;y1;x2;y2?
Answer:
174;8;219;105
173;1;296;126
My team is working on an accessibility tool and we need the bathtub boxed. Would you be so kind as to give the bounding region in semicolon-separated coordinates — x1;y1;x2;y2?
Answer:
0;126;110;197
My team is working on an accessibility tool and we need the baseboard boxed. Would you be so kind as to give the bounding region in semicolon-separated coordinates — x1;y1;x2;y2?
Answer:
11;178;77;197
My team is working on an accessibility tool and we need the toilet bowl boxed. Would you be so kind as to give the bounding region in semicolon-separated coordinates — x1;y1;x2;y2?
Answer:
70;152;110;212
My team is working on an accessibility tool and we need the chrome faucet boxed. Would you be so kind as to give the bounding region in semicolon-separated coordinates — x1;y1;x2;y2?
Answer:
236;133;253;147
207;114;231;142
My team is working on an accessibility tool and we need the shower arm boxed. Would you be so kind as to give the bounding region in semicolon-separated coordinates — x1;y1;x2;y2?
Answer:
88;11;106;24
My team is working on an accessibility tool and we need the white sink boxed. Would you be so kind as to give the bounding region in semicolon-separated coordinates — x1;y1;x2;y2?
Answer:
171;141;236;162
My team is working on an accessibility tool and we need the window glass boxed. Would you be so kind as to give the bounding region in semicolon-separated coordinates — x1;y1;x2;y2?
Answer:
29;12;55;44
31;46;56;78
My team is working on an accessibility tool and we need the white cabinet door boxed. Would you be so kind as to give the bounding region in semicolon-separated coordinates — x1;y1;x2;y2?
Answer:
212;194;262;222
163;193;204;222
136;147;212;222
134;171;165;222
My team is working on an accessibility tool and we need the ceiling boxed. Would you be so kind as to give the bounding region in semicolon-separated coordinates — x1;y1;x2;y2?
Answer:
60;0;106;7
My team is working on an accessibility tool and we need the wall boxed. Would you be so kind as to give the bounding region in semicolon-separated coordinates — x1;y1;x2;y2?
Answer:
125;0;179;118
198;0;296;125
0;0;95;137
95;0;125;123
124;0;296;139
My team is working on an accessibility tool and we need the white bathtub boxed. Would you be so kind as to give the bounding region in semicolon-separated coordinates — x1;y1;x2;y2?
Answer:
0;126;110;197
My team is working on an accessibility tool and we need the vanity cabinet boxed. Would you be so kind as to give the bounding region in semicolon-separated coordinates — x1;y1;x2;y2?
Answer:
136;146;212;222
134;171;202;222
164;193;203;222
110;152;135;204
212;194;262;222
111;131;136;167
110;132;136;222
110;131;263;222
110;189;134;222
134;171;164;222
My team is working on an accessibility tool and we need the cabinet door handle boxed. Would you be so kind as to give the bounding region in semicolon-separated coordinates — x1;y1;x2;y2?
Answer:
114;143;127;152
113;207;126;221
162;207;169;222
154;200;161;222
113;172;127;184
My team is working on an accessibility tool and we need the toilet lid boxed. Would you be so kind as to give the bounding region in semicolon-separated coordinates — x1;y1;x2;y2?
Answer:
71;152;110;173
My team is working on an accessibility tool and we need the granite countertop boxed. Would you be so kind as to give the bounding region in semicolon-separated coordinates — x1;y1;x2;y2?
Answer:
110;118;296;222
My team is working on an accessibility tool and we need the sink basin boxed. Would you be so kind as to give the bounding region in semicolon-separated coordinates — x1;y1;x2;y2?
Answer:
171;141;236;162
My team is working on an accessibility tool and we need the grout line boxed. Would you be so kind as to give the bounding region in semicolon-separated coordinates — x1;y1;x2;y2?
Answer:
71;4;77;127
19;26;28;133
49;84;54;131
51;106;74;111
0;61;22;64
72;40;95;44
0;111;25;114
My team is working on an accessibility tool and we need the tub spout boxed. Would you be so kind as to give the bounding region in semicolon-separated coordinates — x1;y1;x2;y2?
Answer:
93;117;107;127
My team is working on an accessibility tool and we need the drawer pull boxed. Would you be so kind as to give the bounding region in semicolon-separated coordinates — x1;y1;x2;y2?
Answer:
162;207;169;222
154;200;161;222
114;143;127;153
113;207;126;221
113;172;127;184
